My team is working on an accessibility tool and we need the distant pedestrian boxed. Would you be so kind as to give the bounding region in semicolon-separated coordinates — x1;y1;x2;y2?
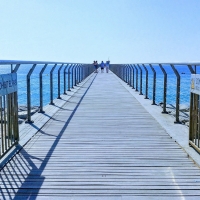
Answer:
93;60;98;73
100;61;104;73
105;60;110;73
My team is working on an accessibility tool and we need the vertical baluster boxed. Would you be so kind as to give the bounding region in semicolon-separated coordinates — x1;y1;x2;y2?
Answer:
149;64;156;105
26;64;37;123
39;64;48;113
130;65;135;89
142;64;149;99
134;65;138;92
0;96;4;156
68;64;74;91
171;64;181;123
63;64;69;94
58;64;64;99
159;64;168;114
189;65;195;144
49;64;57;105
137;64;143;95
3;96;7;151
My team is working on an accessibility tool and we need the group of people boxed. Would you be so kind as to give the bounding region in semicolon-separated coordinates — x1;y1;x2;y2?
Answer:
93;60;110;73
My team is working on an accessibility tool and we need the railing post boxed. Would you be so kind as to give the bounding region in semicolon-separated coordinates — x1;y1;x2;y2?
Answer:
49;64;57;105
58;64;64;99
68;64;74;91
123;66;126;82
77;64;81;84
171;64;181;123
188;65;195;74
126;65;130;84
130;65;135;89
71;64;77;89
119;65;123;79
189;65;195;143
63;64;70;94
134;65;138;91
128;65;132;87
74;65;78;86
26;64;37;123
149;64;156;105
76;65;80;84
39;64;48;113
159;64;168;113
79;65;83;83
128;65;131;85
81;65;84;81
12;64;20;73
137;64;143;95
143;64;149;99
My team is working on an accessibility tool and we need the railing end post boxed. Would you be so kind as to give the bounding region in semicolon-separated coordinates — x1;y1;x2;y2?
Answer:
25;120;34;124
38;110;45;114
174;120;181;124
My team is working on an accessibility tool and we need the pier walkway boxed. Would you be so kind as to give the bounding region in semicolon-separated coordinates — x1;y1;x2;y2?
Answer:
1;71;200;199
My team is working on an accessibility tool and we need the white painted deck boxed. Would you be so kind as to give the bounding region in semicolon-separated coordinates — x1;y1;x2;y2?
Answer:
1;71;200;199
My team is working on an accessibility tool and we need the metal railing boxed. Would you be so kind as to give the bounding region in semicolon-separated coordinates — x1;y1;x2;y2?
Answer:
110;63;198;123
189;74;200;153
0;60;94;124
0;73;19;159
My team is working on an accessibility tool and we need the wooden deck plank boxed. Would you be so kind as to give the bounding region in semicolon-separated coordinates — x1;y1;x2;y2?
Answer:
1;72;200;199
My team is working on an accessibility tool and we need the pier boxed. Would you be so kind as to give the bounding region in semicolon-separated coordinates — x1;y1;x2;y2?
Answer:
1;69;200;199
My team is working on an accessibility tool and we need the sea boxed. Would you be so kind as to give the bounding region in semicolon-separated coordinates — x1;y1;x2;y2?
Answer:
0;63;197;108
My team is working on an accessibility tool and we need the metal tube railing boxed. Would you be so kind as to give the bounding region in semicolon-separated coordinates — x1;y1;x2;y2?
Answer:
63;64;69;94
137;64;143;95
159;64;168;114
171;64;181;123
49;64;57;105
57;64;64;99
143;64;149;99
68;64;74;91
26;64;37;123
0;60;94;160
130;65;135;89
134;65;138;92
149;64;156;105
39;64;48;113
110;63;196;117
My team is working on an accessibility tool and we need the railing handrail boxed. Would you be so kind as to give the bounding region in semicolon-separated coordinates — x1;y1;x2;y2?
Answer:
112;62;200;65
110;63;196;123
0;60;89;65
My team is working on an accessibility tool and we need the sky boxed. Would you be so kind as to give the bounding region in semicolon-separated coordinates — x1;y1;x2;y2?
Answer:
0;0;200;64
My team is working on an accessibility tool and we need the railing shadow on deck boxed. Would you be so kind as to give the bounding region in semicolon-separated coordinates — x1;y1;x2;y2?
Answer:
0;74;97;199
0;60;94;160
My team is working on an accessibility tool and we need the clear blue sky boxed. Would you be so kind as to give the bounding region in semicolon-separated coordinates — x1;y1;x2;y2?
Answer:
0;0;200;64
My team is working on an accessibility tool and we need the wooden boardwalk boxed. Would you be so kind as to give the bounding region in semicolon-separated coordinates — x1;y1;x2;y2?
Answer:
1;72;200;199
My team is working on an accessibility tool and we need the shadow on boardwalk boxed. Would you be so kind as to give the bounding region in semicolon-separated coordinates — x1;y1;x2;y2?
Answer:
0;75;96;200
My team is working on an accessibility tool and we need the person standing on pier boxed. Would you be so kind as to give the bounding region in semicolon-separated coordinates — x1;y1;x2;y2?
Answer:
100;61;105;73
105;60;110;73
93;60;98;73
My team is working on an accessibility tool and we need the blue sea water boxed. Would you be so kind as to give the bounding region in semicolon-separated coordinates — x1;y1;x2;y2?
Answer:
143;64;193;107
0;64;67;107
0;64;197;108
